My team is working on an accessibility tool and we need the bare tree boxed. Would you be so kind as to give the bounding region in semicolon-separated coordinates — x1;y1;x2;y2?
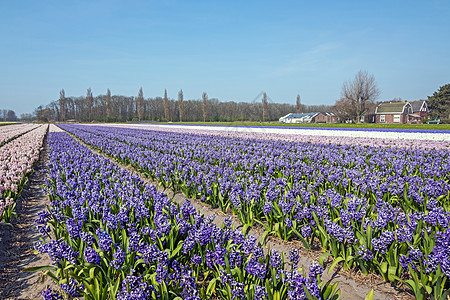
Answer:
332;98;355;123
262;92;268;122
341;70;380;123
106;89;111;121
86;88;93;122
137;87;144;121
296;94;303;113
163;89;169;121
202;92;208;122
59;89;66;121
178;89;184;122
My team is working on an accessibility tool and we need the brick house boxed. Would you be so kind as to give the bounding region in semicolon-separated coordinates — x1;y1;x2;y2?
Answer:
313;112;338;123
410;100;429;119
375;101;427;124
375;102;413;124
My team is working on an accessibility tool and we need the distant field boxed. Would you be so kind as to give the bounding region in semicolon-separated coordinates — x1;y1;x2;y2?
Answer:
162;121;450;131
0;122;16;126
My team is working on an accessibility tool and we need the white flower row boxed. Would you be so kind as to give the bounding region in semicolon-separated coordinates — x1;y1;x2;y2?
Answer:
0;123;40;145
0;125;48;197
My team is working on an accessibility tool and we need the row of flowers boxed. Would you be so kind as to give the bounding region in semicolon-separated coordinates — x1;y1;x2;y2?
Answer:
0;124;48;223
59;124;450;299
116;124;450;151
33;130;340;300
147;123;450;134
0;123;40;146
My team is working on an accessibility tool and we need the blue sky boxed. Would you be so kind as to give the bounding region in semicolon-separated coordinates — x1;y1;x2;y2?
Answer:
1;0;449;115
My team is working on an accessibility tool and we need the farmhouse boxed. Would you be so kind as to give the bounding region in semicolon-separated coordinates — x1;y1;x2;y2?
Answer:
279;112;337;123
314;112;338;123
410;100;429;119
375;101;423;124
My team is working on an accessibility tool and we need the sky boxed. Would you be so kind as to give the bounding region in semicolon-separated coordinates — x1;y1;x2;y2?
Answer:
0;0;449;115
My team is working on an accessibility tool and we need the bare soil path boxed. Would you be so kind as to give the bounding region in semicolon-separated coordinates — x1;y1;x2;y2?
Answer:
0;134;56;300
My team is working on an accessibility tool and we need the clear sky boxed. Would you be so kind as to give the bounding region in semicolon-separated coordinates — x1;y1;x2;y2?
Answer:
1;0;449;115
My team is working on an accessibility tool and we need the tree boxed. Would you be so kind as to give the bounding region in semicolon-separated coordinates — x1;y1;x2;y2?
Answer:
106;89;111;121
427;83;450;119
341;70;380;123
35;106;51;122
202;92;208;122
5;110;17;121
86;88;93;121
137;87;144;121
20;113;33;122
163;89;169;121
262;92;268;122
178;89;184;122
296;94;303;113
332;98;355;123
59;89;66;121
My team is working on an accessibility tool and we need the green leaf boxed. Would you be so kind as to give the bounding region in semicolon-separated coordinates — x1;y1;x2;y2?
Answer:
327;257;344;274
23;265;58;272
134;258;145;269
319;252;332;266
170;241;183;259
206;277;217;298
365;289;374;300
380;262;388;274
424;285;432;295
387;266;398;282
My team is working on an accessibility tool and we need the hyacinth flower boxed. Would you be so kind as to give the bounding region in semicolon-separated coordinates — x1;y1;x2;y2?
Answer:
0;124;48;223
55;123;450;298
27;131;341;300
0;123;40;146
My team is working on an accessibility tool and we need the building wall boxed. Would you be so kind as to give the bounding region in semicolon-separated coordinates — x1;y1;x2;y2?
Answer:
418;110;428;119
314;114;327;123
376;112;408;124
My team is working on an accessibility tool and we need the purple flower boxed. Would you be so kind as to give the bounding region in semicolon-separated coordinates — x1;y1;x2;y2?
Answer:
288;248;300;268
263;201;273;215
96;229;113;252
301;226;311;238
65;218;82;239
60;279;84;297
191;254;202;266
245;257;266;279
84;247;101;265
111;246;126;269
41;288;63;300
254;285;267;298
358;246;374;261
308;261;324;280
270;249;282;269
372;231;395;254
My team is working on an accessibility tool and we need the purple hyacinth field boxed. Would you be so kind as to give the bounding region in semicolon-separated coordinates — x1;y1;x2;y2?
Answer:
2;123;450;299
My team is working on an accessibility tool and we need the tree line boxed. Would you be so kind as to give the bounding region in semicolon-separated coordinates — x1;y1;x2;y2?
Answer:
31;70;449;124
0;109;18;122
35;89;331;123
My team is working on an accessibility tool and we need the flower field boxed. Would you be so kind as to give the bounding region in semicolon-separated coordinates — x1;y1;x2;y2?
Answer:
33;129;339;300
54;123;450;299
115;123;450;151
0;124;48;223
0;123;40;146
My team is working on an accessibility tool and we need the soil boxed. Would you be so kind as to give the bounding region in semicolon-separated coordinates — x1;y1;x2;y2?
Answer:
0;133;57;300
